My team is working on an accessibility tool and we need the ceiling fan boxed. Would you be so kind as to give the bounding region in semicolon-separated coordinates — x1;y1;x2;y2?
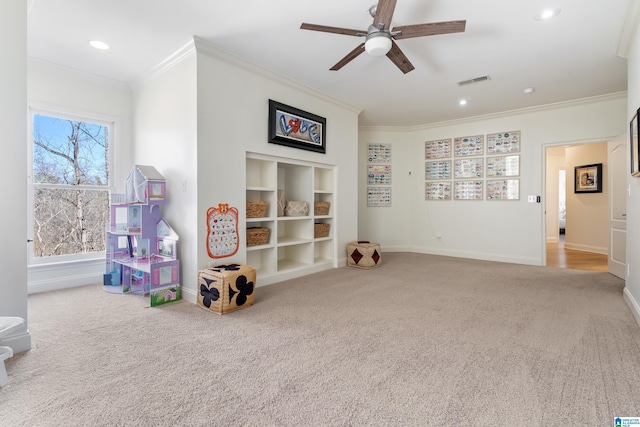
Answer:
300;0;466;74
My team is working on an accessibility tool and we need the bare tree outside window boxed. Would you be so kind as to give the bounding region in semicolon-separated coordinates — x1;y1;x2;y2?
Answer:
32;114;111;257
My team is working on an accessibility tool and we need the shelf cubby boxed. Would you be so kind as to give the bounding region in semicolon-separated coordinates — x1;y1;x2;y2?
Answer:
246;158;276;189
314;240;334;264
247;247;277;276
277;243;314;270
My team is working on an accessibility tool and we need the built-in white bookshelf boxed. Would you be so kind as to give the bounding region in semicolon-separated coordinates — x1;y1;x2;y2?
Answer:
246;153;336;285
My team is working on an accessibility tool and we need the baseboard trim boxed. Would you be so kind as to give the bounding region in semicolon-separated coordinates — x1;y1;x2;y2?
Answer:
181;286;197;304
0;331;32;354
383;245;541;266
28;257;104;294
563;242;607;255
623;287;640;327
28;273;102;294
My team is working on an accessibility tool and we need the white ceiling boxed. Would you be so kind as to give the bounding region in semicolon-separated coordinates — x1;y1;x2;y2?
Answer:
27;0;629;127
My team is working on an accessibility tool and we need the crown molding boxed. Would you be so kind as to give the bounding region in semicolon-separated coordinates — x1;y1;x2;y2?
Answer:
27;57;130;91
192;36;362;115
617;0;640;58
359;91;628;133
130;39;196;90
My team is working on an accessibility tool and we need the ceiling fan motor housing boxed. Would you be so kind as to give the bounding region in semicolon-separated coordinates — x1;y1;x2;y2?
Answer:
365;31;392;56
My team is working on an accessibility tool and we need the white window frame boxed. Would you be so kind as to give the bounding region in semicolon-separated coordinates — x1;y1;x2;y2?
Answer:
27;106;116;266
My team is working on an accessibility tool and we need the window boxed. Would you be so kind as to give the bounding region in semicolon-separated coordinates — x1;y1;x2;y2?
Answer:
29;110;113;263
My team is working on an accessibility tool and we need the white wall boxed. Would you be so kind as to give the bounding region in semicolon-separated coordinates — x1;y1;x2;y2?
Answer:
131;39;360;303
132;50;198;303
624;12;640;324
194;40;360;294
0;0;30;353
357;129;413;248
26;59;133;293
545;146;565;243
359;94;626;266
564;143;609;254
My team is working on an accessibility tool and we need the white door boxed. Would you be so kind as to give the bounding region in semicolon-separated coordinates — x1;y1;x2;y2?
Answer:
609;136;627;279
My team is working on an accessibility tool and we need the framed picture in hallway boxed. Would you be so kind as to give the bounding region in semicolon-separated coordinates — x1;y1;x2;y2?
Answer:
630;109;640;177
574;163;602;193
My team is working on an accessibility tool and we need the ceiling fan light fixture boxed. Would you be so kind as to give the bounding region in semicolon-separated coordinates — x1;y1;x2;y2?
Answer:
365;33;392;56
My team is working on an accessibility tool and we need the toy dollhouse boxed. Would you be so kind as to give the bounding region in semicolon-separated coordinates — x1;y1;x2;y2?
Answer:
104;165;180;306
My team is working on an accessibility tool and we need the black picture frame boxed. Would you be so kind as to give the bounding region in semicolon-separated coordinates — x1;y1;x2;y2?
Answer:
268;100;326;154
574;163;603;193
631;109;640;176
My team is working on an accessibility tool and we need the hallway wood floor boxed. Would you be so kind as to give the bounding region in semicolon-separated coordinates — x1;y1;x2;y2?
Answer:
546;237;608;272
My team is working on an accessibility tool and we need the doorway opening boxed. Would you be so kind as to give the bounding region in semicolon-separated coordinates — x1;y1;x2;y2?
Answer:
544;143;609;272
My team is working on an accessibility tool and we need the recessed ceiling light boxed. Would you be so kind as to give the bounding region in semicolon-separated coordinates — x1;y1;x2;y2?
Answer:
535;8;561;21
459;99;468;106
89;40;110;50
523;87;535;94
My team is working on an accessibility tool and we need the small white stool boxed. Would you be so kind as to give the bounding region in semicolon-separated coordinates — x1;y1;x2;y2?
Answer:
0;317;25;387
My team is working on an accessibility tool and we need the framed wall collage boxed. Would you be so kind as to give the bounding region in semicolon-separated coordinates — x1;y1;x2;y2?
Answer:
367;143;392;207
425;131;521;201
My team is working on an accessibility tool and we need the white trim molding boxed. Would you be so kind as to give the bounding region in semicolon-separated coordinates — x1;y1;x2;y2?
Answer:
28;258;104;294
0;332;31;355
360;92;628;133
617;0;640;58
624;287;640;327
193;36;362;115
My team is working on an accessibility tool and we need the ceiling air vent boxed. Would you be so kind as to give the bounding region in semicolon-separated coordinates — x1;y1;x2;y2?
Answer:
457;75;491;86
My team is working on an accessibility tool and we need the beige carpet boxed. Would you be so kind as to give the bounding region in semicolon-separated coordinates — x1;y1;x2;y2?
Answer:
3;252;640;426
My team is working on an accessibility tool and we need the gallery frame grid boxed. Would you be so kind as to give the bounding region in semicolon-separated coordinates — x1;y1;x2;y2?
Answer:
424;131;521;201
367;143;392;207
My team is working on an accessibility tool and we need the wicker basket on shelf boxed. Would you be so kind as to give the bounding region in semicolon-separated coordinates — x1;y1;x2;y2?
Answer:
314;201;330;216
247;200;268;218
247;227;270;246
314;223;330;238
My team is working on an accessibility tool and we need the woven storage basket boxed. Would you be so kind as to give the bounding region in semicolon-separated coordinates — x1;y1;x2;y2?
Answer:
284;201;308;216
247;200;267;218
314;201;330;216
246;227;270;246
314;223;330;238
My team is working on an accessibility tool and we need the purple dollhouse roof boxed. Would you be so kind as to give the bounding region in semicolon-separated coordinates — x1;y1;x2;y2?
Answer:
125;165;165;204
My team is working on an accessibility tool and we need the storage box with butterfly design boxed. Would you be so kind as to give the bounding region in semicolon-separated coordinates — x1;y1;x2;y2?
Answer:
197;264;256;314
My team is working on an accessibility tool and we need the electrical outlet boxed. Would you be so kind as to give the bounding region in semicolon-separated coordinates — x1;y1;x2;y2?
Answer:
527;195;536;203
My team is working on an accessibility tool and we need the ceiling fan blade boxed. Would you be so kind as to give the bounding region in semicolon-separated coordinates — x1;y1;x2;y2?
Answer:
373;0;398;30
386;40;414;74
330;43;366;71
300;23;363;37
393;20;466;40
